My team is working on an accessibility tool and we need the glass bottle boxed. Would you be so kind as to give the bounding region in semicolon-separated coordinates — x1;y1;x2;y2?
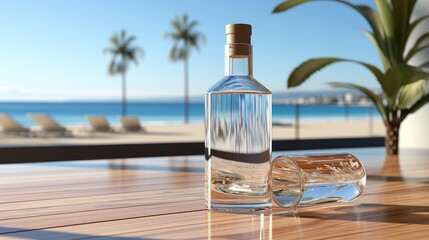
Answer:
205;24;272;211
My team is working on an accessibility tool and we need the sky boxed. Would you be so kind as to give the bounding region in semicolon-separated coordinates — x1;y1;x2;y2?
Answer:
0;0;382;101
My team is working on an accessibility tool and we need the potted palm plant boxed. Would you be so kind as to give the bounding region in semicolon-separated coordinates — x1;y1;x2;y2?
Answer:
273;0;429;155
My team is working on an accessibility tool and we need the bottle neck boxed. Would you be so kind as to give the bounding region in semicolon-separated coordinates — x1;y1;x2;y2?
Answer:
225;44;253;76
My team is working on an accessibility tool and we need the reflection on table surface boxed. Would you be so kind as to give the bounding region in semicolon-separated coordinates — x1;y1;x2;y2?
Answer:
0;147;427;239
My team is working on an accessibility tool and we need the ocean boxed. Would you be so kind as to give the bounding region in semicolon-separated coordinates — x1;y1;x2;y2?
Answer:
0;102;379;126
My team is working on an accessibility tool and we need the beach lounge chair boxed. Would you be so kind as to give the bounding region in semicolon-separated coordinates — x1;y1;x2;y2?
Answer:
86;116;115;132
120;116;146;133
28;113;71;136
0;113;32;136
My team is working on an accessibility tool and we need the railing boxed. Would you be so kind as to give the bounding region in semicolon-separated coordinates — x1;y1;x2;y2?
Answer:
284;104;379;140
0;103;385;163
0;137;385;164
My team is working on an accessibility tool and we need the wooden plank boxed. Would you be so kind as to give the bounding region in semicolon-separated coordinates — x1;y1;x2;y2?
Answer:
0;190;203;221
0;200;205;234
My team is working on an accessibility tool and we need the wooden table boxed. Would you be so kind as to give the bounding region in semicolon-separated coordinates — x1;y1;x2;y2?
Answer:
0;147;428;239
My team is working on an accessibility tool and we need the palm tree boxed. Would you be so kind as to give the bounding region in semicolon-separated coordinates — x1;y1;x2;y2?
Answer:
104;30;144;116
165;14;205;124
273;0;429;156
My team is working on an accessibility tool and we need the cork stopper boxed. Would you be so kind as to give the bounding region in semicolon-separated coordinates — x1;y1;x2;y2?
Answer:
226;24;252;44
225;24;252;57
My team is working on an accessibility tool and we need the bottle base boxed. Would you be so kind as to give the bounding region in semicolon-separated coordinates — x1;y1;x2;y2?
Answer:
208;202;272;213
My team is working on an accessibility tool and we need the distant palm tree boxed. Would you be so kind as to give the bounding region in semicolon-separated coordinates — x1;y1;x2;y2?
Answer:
104;30;144;116
165;14;205;124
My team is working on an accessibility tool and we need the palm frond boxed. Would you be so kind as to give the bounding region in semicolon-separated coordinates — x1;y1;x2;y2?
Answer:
362;30;390;69
397;79;427;109
125;36;137;46
375;0;394;38
288;58;342;88
400;93;429;122
108;60;118;75
390;0;416;60
187;20;199;31
110;35;120;47
404;12;429;61
382;64;426;108
172;18;182;32
375;0;398;62
355;5;391;65
187;37;198;50
406;15;429;41
405;44;429;62
165;14;205;61
412;33;429;50
272;0;312;13
104;30;144;76
126;51;139;65
195;32;206;44
130;47;144;58
381;65;403;105
288;57;384;89
169;44;181;61
273;0;391;69
274;0;385;40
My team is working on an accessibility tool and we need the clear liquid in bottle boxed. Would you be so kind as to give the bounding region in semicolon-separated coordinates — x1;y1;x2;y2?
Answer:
205;24;272;211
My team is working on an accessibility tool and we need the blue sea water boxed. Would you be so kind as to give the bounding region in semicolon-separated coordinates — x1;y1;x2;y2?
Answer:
0;102;379;126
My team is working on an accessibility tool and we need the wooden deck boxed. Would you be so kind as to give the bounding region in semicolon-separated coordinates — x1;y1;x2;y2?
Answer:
0;147;428;239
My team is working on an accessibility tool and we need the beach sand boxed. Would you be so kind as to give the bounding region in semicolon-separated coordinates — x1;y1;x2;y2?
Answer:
0;120;385;146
